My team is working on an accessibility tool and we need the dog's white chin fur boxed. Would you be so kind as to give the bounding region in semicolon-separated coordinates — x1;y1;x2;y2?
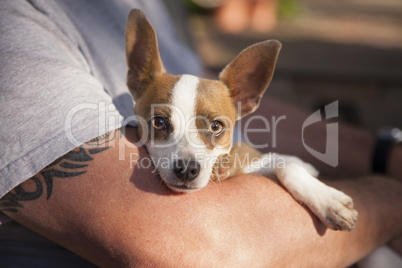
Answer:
161;173;210;193
150;156;214;193
155;166;210;193
165;183;202;193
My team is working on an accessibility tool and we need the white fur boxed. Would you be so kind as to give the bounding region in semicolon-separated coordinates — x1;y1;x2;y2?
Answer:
171;74;199;141
247;153;357;230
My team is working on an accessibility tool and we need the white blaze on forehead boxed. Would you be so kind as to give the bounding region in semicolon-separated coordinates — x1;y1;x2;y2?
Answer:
170;74;199;141
169;74;230;156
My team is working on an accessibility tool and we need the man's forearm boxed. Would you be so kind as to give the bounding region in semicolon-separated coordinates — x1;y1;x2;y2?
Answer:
1;127;401;267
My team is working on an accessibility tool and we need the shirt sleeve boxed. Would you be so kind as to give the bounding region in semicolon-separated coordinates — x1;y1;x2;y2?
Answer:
0;1;125;197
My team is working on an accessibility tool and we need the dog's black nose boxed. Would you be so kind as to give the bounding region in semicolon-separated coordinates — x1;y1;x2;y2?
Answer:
173;159;200;182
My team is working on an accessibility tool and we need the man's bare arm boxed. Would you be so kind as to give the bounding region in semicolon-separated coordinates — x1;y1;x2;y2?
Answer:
1;127;401;267
0;131;117;214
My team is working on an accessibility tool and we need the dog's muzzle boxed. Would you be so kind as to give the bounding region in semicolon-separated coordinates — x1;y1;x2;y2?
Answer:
173;158;201;183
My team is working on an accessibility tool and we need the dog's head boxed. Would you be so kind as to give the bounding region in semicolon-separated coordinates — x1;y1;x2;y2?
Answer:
125;9;281;192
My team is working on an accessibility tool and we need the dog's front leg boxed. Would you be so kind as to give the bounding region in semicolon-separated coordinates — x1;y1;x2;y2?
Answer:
225;144;358;231
255;153;358;231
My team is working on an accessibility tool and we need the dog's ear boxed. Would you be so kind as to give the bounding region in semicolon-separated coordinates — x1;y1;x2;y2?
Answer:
219;40;281;118
125;9;165;98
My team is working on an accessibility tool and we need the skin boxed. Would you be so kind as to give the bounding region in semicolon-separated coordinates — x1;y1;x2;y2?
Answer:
1;127;401;267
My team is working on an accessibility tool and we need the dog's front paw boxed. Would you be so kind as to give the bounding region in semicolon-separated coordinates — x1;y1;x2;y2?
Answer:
314;189;358;231
276;162;357;231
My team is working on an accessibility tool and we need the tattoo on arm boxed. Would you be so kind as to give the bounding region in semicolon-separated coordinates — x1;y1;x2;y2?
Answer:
0;130;120;213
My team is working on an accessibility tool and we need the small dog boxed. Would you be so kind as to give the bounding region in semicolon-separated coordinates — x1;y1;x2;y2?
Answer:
125;9;357;231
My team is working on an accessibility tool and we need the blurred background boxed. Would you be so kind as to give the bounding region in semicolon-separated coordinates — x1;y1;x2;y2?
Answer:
163;0;402;131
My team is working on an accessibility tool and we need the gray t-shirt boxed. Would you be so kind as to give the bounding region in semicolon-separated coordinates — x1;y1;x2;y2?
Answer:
0;0;201;203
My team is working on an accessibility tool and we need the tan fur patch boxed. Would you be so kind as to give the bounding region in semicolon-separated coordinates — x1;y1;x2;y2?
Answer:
195;79;237;151
133;74;180;142
212;143;263;181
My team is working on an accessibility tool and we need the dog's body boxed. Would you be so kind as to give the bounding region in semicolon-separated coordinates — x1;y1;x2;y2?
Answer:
125;9;358;231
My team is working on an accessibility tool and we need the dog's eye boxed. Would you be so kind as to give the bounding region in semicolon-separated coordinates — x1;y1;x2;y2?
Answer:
151;117;166;130
209;121;223;135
